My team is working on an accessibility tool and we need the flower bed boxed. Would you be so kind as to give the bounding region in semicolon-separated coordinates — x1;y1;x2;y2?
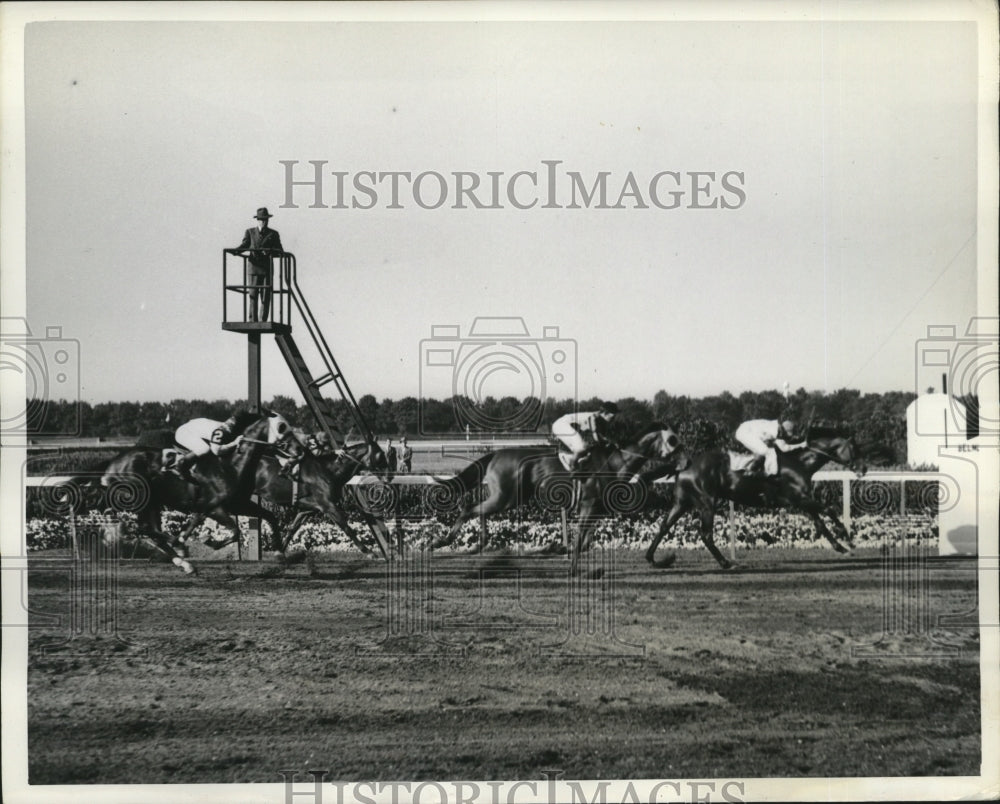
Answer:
25;508;937;554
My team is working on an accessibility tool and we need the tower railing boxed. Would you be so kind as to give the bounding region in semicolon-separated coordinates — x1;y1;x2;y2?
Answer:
221;249;375;445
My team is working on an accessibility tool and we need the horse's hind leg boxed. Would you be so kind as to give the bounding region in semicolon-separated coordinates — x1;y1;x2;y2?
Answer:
430;486;508;551
429;505;473;549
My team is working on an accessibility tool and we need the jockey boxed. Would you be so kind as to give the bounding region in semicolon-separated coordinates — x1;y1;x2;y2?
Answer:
734;418;807;476
168;413;244;478
551;401;619;472
306;431;335;457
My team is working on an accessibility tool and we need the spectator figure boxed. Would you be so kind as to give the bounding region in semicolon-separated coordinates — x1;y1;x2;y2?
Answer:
234;207;283;322
385;438;398;473
399;436;413;472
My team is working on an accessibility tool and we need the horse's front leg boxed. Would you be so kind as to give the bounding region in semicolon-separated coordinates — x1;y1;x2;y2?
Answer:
569;495;602;575
175;513;208;555
221;498;283;552
645;501;687;569
203;510;241;550
355;508;391;561
280;509;317;554
787;494;852;554
698;505;736;570
809;508;852;553
320;501;379;556
141;510;196;575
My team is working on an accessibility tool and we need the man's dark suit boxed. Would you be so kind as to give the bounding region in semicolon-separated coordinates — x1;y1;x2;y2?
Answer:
237;226;283;321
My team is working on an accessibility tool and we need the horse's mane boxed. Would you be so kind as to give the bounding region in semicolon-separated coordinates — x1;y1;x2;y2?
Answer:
807;424;852;440
230;409;263;434
631;421;676;441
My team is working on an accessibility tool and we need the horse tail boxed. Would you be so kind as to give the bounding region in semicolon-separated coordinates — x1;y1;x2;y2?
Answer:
433;453;494;494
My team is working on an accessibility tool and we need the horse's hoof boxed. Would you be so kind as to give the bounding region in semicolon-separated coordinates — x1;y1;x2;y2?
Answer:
721;562;740;572
588;568;605;580
650;553;677;569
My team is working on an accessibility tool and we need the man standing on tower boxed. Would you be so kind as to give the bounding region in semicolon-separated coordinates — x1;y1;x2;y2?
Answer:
234;207;283;322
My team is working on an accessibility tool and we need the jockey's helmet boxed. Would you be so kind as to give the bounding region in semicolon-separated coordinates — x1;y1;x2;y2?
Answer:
600;401;619;417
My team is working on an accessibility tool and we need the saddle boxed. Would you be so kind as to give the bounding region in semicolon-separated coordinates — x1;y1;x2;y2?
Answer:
728;450;778;476
727;451;756;473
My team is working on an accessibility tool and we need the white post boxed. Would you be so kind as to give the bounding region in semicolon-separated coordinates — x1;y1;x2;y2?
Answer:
728;499;736;561
68;504;80;561
842;478;852;534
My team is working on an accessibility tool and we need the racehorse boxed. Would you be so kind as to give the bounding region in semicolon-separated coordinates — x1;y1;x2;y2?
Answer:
429;423;689;569
644;425;868;570
250;438;394;558
96;410;303;574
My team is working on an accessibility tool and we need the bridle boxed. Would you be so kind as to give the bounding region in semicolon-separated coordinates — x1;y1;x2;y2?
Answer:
593;431;683;478
801;438;857;469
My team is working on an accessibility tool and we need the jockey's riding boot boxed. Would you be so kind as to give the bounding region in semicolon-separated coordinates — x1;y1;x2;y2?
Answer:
171;453;197;481
278;459;300;480
570;451;592;479
743;455;762;477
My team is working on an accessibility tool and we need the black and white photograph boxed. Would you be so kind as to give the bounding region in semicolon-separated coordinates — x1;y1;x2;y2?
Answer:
2;2;998;803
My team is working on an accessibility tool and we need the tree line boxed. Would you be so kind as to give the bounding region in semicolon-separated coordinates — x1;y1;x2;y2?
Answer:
31;386;913;461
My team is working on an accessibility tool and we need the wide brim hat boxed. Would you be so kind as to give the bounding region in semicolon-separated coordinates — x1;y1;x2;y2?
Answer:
254;207;273;220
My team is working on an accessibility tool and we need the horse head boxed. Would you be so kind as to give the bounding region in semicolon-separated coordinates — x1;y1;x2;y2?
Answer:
237;410;304;463
635;421;690;475
807;425;866;476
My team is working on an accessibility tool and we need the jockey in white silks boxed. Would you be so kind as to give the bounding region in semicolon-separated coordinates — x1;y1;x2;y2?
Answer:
168;415;243;477
551;401;619;472
734;419;806;476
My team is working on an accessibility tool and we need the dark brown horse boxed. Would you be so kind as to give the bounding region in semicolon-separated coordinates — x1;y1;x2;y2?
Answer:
96;410;302;573
253;438;394;558
429;423;689;568
645;425;868;570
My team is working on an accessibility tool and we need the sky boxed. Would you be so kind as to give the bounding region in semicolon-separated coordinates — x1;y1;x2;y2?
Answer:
9;7;993;408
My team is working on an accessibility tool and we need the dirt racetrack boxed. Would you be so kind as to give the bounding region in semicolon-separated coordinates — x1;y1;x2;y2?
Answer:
27;546;980;784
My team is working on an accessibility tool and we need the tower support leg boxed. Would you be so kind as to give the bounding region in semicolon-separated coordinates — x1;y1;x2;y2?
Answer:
244;332;263;561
